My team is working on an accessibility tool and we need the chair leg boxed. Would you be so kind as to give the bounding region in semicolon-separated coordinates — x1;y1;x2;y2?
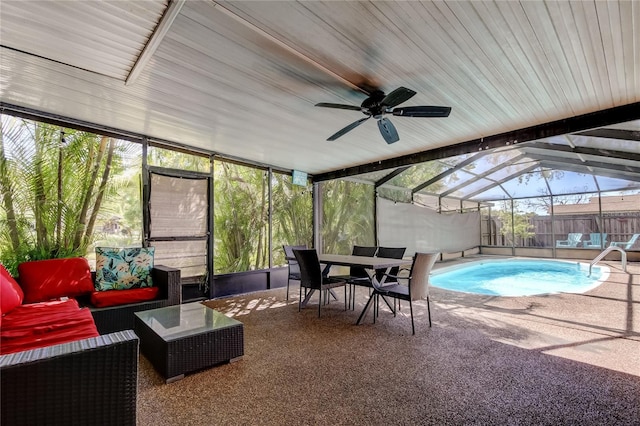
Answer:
427;296;432;327
298;285;302;312
409;300;415;335
286;278;290;301
373;294;378;323
318;290;322;317
351;284;355;310
344;286;347;311
350;284;357;310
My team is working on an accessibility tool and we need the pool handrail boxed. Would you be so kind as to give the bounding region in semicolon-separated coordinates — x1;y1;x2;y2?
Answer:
589;245;626;276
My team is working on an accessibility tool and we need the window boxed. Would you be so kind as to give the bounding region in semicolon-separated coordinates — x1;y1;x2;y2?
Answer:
321;180;374;255
271;171;312;266
213;160;269;273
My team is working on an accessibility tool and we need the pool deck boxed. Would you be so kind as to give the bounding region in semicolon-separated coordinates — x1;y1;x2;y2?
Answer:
431;255;640;376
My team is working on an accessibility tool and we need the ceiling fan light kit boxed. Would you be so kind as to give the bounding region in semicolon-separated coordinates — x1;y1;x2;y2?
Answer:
315;86;451;144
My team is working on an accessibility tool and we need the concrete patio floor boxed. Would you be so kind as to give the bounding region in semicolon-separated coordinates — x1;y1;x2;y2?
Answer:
137;257;639;425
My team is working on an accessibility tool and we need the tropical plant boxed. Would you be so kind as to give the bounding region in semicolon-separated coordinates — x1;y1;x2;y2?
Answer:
322;179;375;254
213;161;269;273
271;172;312;266
494;200;535;246
0;115;131;274
147;145;210;172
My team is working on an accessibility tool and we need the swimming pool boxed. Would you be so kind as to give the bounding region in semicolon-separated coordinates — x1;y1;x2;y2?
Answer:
430;258;609;297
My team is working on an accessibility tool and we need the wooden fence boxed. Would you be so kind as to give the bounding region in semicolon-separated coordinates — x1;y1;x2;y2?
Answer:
483;212;640;248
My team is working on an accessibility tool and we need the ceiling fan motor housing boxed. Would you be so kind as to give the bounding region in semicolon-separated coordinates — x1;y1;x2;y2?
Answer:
361;90;387;117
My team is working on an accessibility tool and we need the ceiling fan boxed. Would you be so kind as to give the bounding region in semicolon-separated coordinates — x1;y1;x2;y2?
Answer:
315;87;451;144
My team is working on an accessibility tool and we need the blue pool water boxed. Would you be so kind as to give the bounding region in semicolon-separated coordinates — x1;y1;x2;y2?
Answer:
430;259;609;297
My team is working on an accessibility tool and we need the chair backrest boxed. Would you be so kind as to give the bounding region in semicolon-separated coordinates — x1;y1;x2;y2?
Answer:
376;246;406;281
589;233;607;244
568;233;582;245
408;252;439;301
283;245;307;278
353;245;378;257
350;245;378;278
283;244;307;261
293;249;323;290
625;234;639;249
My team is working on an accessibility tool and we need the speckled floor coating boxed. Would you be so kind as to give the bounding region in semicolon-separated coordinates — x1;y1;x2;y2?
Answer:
137;259;640;425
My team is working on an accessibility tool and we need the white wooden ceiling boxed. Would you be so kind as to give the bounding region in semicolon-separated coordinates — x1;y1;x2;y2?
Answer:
1;1;638;175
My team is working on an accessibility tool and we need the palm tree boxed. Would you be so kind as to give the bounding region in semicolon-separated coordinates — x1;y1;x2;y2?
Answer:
0;115;125;273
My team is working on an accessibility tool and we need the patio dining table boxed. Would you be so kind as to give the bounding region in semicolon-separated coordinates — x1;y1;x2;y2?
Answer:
311;254;413;318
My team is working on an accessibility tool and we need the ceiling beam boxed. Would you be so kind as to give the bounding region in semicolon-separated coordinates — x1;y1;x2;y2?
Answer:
538;161;640;183
410;150;491;195
526;154;640;175
461;164;540;201
374;166;411;188
574;128;640;142
313;102;640;182
438;154;530;198
125;0;186;86
520;142;640;162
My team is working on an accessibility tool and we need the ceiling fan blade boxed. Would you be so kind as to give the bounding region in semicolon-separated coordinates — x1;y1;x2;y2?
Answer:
377;117;399;144
392;106;452;117
381;87;416;107
315;102;362;111
327;116;371;141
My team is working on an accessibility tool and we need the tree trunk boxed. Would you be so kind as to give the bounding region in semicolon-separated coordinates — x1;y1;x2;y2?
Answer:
33;125;49;250
0;131;21;251
84;138;115;247
56;143;63;249
255;172;267;269
73;136;107;248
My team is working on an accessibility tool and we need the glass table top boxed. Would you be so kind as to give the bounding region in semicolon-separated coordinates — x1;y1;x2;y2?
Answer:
135;302;242;342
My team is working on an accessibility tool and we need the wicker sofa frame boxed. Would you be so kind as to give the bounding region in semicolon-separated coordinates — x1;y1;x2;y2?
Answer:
86;264;182;334
1;330;139;426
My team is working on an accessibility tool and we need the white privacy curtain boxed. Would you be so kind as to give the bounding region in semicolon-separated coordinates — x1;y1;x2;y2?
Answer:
149;174;208;238
377;198;480;256
149;173;209;277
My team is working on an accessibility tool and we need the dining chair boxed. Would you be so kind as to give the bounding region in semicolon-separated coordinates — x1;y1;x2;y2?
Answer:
283;244;307;300
293;249;347;317
357;252;439;335
375;246;407;283
338;245;378;309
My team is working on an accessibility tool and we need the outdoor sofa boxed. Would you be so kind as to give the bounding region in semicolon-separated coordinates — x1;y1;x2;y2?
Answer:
0;257;181;425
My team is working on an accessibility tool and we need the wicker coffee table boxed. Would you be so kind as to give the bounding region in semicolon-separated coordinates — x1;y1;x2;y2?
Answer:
134;302;244;383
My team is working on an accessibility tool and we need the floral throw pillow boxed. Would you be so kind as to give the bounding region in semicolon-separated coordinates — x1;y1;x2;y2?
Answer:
95;247;155;291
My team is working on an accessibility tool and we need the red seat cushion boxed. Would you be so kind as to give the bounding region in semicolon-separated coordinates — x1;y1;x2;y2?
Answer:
90;286;160;308
18;257;95;303
1;264;24;315
0;299;99;355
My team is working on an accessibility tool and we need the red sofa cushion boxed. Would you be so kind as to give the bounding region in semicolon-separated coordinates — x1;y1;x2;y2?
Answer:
18;257;95;303
1;264;24;315
0;299;99;355
90;286;160;308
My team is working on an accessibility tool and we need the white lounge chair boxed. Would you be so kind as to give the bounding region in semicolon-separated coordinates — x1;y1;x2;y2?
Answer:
583;233;607;248
556;233;582;247
610;234;639;250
